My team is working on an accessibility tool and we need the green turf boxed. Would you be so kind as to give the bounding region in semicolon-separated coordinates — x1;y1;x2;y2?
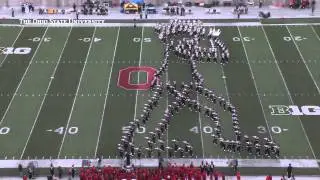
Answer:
96;27;142;158
238;26;314;158
264;25;320;159
59;27;119;158
220;26;271;143
0;27;71;159
0;24;320;175
22;27;95;159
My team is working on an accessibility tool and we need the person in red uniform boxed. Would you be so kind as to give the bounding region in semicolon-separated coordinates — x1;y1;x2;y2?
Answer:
236;171;241;180
266;174;272;180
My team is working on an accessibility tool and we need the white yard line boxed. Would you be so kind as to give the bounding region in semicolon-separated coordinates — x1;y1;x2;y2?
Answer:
20;27;73;160
310;25;320;41
94;26;121;157
134;27;144;117
57;27;97;158
197;94;205;158
133;27;144;132
165;66;169;158
237;26;274;142
286;25;320;94
0;27;48;128
0;27;24;126
273;25;318;161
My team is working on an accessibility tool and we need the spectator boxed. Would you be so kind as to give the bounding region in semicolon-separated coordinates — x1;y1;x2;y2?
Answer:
73;3;77;12
259;0;263;8
287;163;293;178
236;171;241;180
58;166;63;179
27;167;32;179
18;163;22;177
23;174;28;180
266;174;272;180
76;11;79;20
71;165;75;178
11;8;14;17
311;0;316;15
49;163;54;177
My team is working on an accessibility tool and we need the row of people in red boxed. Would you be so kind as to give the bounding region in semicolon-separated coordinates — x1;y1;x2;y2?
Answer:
79;163;225;180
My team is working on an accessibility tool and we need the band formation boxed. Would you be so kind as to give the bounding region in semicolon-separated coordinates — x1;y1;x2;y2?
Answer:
117;19;280;165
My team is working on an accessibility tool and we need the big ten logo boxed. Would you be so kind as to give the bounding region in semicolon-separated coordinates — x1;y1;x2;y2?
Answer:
269;105;320;116
117;66;157;90
0;47;31;55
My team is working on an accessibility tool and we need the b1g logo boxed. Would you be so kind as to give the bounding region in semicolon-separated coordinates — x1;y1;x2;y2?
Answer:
0;47;31;55
269;105;320;116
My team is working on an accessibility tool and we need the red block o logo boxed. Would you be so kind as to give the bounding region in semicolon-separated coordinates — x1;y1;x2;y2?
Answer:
117;66;157;90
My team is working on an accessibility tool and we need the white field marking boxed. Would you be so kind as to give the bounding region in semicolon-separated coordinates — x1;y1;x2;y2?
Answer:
270;26;318;161
20;27;73;160
0;27;48;128
166;64;169;158
0;27;24;126
94;26;121;157
261;25;318;161
196;94;205;158
286;25;320;94
0;27;23;66
57;27;97;158
0;158;319;168
3;22;320;28
133;27;144;130
237;26;274;142
310;25;320;42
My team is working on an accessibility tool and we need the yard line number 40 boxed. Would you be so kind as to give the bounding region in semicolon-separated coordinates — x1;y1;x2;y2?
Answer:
0;126;79;135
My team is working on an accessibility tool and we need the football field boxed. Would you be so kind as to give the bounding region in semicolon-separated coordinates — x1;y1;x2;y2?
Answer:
0;23;320;173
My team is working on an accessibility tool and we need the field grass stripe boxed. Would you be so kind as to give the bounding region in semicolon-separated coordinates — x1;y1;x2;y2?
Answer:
237;26;274;142
19;27;73;160
286;26;320;94
261;26;318;161
95;26;120;157
0;27;48;127
57;27;97;158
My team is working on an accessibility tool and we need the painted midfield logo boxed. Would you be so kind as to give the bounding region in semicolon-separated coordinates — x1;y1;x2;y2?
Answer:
0;47;31;55
269;105;320;116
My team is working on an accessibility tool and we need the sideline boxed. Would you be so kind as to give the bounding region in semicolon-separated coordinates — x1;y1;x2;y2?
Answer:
1;22;320;27
0;158;318;168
